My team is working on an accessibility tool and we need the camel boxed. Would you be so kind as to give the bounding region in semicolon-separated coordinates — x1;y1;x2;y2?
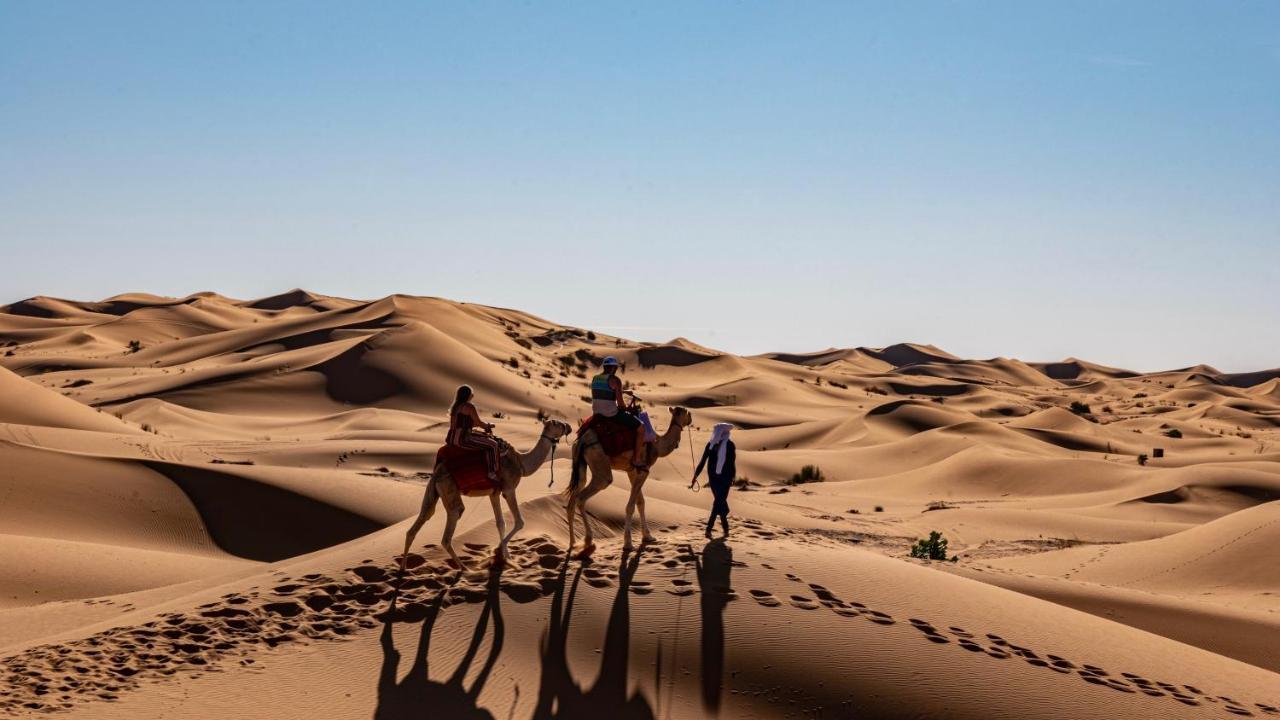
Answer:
401;418;573;572
563;406;693;555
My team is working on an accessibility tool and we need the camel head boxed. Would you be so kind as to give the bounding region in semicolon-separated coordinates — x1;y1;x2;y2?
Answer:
668;406;693;429
542;419;573;441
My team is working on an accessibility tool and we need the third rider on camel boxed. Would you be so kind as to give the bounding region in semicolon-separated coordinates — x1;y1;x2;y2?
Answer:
590;356;649;470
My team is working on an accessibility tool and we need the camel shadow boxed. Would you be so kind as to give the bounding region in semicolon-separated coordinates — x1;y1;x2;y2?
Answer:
694;538;732;715
375;567;505;720
530;550;656;720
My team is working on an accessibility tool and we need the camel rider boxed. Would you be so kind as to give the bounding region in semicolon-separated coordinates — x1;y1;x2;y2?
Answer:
591;356;649;470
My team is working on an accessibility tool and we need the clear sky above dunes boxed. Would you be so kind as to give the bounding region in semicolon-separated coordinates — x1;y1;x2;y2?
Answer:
2;2;1277;372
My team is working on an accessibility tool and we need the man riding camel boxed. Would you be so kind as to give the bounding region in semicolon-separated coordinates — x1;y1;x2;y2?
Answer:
590;356;649;470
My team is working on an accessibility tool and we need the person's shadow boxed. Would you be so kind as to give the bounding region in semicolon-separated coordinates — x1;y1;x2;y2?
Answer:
694;538;732;715
531;549;656;720
375;567;505;720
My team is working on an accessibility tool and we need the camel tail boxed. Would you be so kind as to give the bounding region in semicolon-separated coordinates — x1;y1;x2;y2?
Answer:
562;442;586;501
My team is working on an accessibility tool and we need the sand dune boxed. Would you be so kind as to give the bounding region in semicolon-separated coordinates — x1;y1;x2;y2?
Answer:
2;291;1278;718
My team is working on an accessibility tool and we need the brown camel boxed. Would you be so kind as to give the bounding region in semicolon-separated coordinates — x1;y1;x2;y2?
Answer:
401;419;573;572
563;406;693;556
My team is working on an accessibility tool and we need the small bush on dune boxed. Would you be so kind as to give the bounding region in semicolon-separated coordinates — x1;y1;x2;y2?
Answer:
1138;453;1149;466
874;505;884;513
127;340;142;354
1069;401;1092;416
1165;428;1183;439
909;531;956;561
787;465;825;485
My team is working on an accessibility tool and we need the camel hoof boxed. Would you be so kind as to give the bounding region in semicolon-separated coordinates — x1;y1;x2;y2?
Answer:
576;543;596;559
492;551;507;568
641;535;658;545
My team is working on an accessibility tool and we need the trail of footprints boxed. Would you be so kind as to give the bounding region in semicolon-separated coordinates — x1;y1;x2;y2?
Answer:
739;551;1279;717
0;536;596;715
3;520;1278;717
0;527;722;716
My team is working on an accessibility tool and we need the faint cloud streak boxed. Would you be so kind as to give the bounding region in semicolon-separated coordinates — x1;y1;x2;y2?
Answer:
1084;53;1154;68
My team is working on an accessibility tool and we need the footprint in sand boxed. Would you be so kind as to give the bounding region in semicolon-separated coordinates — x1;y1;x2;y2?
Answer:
864;610;895;625
788;595;820;610
908;619;950;643
748;589;782;608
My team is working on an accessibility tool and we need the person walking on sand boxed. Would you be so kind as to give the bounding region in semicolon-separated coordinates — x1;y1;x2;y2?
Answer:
446;385;501;480
691;423;736;539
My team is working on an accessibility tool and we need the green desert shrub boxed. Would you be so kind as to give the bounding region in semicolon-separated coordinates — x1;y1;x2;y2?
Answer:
1165;428;1183;439
910;531;956;561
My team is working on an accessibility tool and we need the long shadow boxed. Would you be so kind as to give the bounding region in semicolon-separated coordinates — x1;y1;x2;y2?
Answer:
375;568;505;720
694;538;732;715
532;551;655;720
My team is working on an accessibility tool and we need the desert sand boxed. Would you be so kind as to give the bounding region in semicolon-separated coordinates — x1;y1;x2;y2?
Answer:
1;290;1278;719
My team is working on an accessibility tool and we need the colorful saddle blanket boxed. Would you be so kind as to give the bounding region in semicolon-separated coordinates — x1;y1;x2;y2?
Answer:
436;444;499;496
578;414;639;458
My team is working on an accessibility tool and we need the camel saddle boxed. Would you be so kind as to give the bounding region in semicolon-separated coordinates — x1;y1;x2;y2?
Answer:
436;444;500;497
578;414;654;465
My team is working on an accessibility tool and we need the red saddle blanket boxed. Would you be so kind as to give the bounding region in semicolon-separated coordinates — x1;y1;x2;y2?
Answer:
436;444;498;496
578;414;638;458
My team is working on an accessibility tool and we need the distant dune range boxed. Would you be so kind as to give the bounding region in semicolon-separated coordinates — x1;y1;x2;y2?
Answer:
1;290;1278;719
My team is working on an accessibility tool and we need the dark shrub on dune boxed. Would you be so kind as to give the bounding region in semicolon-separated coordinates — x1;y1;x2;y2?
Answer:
787;465;825;485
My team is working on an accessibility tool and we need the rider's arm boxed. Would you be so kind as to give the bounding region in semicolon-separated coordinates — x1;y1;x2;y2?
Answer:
610;375;626;406
465;404;493;432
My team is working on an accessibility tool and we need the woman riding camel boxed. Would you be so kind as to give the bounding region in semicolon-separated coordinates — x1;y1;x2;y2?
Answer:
691;423;736;538
447;385;501;481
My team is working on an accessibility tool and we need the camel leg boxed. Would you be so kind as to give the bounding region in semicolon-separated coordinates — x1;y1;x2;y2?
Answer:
636;486;656;544
577;489;596;557
576;476;606;557
565;491;578;554
399;479;438;572
622;470;642;551
490;493;508;566
502;489;523;549
441;501;465;572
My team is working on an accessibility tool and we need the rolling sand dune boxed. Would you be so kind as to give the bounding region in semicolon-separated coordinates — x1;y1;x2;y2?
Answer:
2;291;1278;718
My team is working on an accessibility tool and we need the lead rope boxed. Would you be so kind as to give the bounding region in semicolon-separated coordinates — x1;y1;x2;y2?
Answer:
687;425;701;492
546;436;559;488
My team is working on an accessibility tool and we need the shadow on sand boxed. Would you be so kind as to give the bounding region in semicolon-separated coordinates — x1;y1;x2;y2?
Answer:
376;546;668;720
531;548;655;720
694;538;732;715
375;568;505;720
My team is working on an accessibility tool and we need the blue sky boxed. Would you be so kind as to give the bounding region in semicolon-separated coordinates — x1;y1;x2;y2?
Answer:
2;2;1277;371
